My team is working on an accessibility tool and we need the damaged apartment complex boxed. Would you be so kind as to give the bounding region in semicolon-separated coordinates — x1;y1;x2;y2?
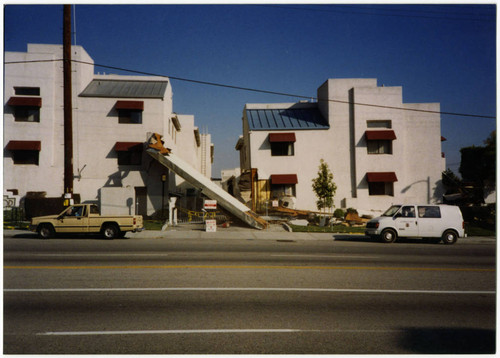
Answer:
4;44;213;217
234;78;447;215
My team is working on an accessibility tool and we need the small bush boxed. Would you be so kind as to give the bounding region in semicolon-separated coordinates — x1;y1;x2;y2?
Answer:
346;207;358;215
334;208;345;219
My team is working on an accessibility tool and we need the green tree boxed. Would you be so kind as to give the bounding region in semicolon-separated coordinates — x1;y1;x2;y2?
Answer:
459;130;496;203
442;168;462;194
312;159;337;213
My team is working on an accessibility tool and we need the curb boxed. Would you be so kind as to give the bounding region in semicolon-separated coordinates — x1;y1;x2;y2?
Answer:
3;229;496;244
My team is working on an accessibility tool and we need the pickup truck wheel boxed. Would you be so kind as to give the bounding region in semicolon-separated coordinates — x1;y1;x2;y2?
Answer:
442;230;458;245
102;224;119;239
381;229;397;243
38;224;54;239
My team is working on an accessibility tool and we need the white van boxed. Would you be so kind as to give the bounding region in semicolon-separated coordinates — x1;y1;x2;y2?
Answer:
365;204;465;244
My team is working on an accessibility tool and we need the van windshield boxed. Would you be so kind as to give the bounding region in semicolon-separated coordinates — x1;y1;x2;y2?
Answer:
382;205;401;217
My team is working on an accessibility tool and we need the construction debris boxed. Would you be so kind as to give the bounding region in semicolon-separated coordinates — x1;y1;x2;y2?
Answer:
147;133;268;230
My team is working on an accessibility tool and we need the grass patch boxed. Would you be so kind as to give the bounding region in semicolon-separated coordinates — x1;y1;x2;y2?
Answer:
144;220;166;231
465;223;495;236
289;224;366;234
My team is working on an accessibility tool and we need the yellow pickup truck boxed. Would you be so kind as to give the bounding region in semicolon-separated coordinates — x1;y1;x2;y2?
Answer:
29;204;144;239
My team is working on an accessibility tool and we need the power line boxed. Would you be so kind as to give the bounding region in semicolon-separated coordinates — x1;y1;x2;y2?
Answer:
5;58;496;120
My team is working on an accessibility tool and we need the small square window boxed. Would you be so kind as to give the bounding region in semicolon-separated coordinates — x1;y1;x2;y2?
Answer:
271;142;294;156
368;182;393;196
271;184;296;198
14;106;40;122
367;140;392;154
119;109;142;124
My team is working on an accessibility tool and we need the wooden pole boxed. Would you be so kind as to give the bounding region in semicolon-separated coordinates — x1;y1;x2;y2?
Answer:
63;5;74;195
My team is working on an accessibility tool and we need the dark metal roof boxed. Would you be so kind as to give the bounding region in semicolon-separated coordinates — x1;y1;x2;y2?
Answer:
246;106;328;130
80;79;168;98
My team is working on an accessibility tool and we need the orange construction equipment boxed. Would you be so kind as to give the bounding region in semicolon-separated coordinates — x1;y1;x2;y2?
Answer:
148;133;171;155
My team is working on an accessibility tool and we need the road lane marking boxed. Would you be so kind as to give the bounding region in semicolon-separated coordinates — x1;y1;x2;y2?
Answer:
3;264;495;272
37;328;404;336
8;253;169;257
4;287;495;294
271;254;380;259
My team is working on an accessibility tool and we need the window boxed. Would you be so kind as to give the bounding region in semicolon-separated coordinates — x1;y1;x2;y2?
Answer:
418;206;441;218
12;150;39;165
116;101;144;124
367;120;392;128
119;109;142;124
271;142;294;156
6;141;41;165
270;174;297;198
365;130;396;155
115;142;143;166
401;206;416;218
8;97;42;122
14;106;40;122
367;140;392;154
269;133;296;157
117;150;142;165
271;184;296;198
366;172;397;196
14;87;40;96
368;182;394;196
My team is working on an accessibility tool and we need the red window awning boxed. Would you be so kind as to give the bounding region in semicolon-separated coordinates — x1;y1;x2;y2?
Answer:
365;130;397;141
269;133;296;143
6;140;41;151
7;97;42;107
271;174;298;185
366;172;398;182
114;142;143;152
115;101;144;111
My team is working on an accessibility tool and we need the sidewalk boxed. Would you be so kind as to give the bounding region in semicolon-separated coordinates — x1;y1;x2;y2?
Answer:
126;224;495;244
128;224;336;241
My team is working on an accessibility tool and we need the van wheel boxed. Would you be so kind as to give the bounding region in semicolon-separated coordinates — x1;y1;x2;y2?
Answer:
442;230;458;245
381;229;397;243
102;224;119;239
38;224;54;239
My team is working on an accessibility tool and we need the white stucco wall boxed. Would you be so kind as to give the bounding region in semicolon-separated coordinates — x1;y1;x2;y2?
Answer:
4;44;94;197
4;44;214;217
241;78;445;215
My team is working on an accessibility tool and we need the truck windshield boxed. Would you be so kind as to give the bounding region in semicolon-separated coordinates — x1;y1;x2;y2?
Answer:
382;205;401;217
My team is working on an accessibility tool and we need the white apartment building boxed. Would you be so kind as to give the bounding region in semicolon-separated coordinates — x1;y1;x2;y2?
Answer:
238;78;446;215
4;44;213;216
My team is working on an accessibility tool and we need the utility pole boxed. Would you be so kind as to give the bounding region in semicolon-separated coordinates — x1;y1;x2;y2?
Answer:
63;5;74;198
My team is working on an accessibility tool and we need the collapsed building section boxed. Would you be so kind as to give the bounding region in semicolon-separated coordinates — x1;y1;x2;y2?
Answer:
147;134;268;230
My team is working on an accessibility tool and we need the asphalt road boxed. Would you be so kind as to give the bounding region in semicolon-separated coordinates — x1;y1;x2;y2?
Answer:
3;233;496;354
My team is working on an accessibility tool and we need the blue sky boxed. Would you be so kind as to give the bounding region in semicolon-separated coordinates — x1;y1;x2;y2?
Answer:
4;4;496;177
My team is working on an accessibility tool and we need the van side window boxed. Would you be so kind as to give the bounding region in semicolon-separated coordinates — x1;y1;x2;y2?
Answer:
401;206;415;218
418;206;441;218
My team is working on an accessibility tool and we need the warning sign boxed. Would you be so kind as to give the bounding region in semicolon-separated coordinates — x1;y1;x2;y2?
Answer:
204;200;217;210
205;219;217;232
